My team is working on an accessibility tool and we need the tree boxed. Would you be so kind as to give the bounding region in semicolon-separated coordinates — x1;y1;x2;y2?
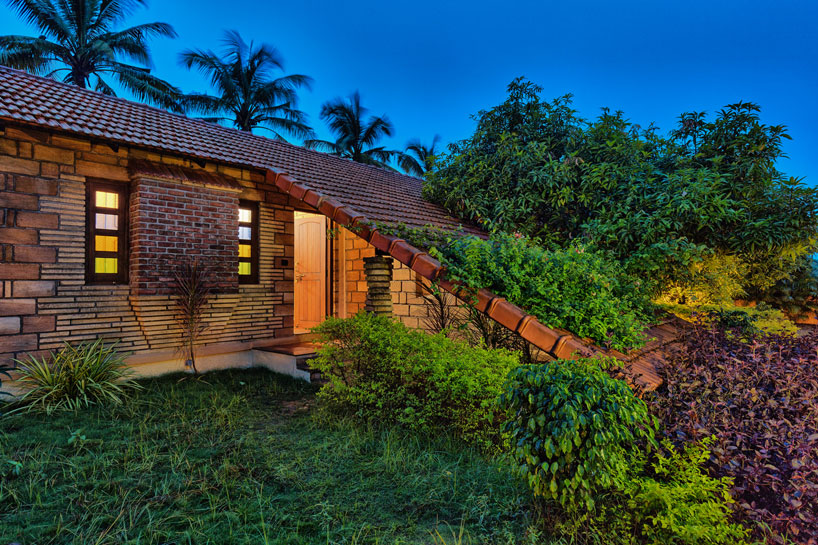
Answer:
179;30;313;139
425;78;818;307
0;0;179;109
305;91;400;169
172;260;212;376
399;135;441;177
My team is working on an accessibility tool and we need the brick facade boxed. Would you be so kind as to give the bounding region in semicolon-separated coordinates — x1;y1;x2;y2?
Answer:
130;177;239;294
0;123;450;374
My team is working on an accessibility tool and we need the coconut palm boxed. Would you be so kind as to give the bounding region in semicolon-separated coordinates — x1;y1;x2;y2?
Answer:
0;0;179;109
179;31;313;139
305;91;400;169
399;135;441;176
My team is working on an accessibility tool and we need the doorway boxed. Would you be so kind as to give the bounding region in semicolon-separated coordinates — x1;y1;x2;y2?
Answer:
294;211;327;333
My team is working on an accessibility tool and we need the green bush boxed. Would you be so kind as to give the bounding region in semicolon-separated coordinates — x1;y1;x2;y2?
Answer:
310;312;518;447
660;302;798;337
429;233;654;351
500;359;749;544
499;358;656;510
592;441;750;545
14;339;140;414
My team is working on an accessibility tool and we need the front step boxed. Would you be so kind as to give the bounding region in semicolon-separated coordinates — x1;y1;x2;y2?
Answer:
254;342;323;383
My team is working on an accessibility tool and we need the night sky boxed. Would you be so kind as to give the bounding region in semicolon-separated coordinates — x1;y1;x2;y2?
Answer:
1;0;816;184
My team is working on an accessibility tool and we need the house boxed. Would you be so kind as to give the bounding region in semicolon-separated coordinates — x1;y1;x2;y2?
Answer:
0;66;674;389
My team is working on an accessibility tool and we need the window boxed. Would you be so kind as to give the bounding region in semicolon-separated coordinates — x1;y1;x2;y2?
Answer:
238;200;259;284
86;181;128;284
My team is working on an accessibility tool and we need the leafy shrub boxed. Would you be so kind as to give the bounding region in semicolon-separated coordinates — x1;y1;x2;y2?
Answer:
660;302;798;337
593;440;750;545
657;252;748;306
499;358;656;510
310;312;518;447
424;78;818;306
649;324;818;543
430;233;653;350
501;359;749;544
14;339;140;414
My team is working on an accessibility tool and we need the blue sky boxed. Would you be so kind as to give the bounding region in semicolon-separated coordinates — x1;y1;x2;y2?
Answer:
1;0;816;184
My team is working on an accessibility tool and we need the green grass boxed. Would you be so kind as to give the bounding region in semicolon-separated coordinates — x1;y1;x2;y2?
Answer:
0;368;546;544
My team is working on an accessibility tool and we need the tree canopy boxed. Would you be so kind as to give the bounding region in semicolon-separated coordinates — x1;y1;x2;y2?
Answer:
179;30;313;139
425;78;818;308
0;0;179;109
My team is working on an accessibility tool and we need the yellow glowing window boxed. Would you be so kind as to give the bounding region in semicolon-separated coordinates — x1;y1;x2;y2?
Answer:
239;244;251;258
95;191;119;209
239;208;252;223
95;213;118;230
95;235;118;252
238;262;251;276
95;257;118;274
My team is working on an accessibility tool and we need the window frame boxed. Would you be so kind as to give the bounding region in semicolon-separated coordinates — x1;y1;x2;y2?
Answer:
85;180;129;285
238;200;260;285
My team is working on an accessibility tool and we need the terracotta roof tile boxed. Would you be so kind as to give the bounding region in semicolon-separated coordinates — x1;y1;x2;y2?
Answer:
0;66;480;234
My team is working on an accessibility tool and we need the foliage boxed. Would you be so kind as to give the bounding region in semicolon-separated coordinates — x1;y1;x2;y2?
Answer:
0;368;542;544
12;339;139;414
660;302;798;337
310;312;519;448
657;252;748;306
179;30;313;139
0;0;180;109
172;260;213;375
425;78;818;307
753;254;818;320
590;440;750;545
399;135;442;176
305;91;402;169
430;233;653;350
649;324;818;543
418;279;462;335
499;358;656;510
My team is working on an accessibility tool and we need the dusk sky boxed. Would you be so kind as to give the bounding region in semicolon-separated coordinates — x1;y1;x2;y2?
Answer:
1;0;816;185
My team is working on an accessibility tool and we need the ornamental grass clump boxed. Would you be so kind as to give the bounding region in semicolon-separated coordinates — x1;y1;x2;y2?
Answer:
13;339;139;414
650;323;818;544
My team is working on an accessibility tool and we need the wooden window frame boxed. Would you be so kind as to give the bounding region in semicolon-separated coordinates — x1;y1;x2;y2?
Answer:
238;200;260;285
85;180;129;285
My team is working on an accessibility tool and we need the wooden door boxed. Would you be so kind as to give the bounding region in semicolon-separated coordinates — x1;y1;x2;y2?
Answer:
294;211;327;332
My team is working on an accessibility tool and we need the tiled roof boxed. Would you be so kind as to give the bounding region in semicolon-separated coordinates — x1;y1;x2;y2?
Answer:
0;66;672;387
0;65;479;233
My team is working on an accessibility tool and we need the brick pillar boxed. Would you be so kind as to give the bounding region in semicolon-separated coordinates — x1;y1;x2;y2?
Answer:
364;254;393;317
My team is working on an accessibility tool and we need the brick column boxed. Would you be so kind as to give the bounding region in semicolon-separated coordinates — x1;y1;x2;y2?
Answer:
364;254;393;317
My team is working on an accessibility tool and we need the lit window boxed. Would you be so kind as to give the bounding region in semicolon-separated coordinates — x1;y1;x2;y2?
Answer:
87;182;128;284
238;201;259;284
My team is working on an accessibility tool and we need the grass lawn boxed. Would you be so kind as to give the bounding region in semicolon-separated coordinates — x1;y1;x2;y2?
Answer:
0;368;544;544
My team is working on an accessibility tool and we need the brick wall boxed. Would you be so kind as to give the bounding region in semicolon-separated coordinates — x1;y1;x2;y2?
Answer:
130;177;239;295
0;125;297;368
335;226;460;331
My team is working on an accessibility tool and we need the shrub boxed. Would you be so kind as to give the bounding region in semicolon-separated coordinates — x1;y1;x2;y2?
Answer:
499;358;656;510
501;359;749;544
172;259;213;375
14;339;140;414
649;324;818;543
430;233;654;350
310;312;518;447
592;440;750;545
660;302;798;337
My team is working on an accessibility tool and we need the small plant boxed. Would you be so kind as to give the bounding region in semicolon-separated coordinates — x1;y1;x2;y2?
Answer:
651;323;818;543
172;260;213;375
0;363;12;398
419;280;462;335
13;339;139;414
500;358;656;510
311;312;519;448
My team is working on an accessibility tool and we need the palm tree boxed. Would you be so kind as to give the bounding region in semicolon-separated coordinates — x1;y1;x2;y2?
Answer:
0;0;179;109
179;31;313;140
399;135;441;177
305;91;400;169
